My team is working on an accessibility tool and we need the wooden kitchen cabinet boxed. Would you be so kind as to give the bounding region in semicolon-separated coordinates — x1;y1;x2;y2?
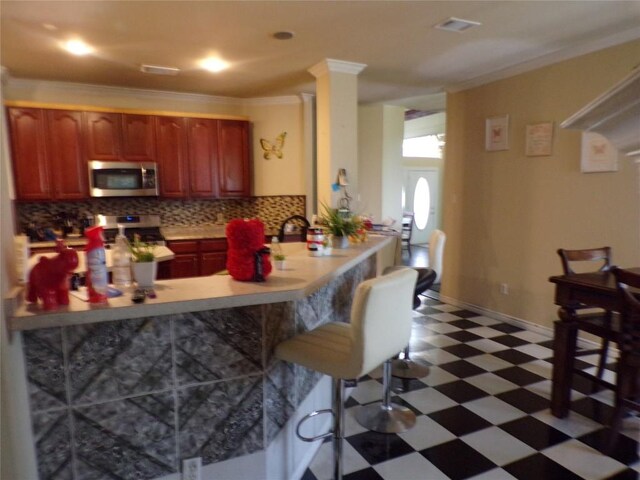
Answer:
166;239;227;278
46;110;88;200
156;117;251;199
187;118;219;198
200;239;228;275
217;120;251;198
85;112;155;162
8;108;50;200
155;116;188;198
8;107;88;200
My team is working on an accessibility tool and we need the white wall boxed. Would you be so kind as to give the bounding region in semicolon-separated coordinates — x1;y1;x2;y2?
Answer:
1;72;39;480
358;104;405;223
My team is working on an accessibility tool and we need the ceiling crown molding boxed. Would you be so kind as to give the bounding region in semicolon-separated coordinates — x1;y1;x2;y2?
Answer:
308;59;367;78
448;26;640;93
4;77;304;107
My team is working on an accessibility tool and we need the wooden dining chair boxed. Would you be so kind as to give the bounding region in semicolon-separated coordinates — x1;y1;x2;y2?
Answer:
609;266;640;450
401;212;414;255
557;247;614;382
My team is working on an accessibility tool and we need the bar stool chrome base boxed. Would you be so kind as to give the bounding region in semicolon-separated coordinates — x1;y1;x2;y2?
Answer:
355;360;416;433
391;346;430;379
355;401;416;433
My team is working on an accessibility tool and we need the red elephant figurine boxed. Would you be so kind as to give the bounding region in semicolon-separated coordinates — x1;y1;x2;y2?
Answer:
27;240;79;310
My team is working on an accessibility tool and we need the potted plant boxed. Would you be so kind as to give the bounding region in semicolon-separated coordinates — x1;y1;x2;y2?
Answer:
128;234;157;287
273;252;286;270
318;203;362;249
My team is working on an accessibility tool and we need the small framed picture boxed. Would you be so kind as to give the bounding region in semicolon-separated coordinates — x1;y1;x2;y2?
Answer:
525;122;554;156
581;132;618;173
485;115;509;151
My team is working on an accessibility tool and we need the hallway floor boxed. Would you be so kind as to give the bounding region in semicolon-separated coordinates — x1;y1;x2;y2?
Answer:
301;295;639;480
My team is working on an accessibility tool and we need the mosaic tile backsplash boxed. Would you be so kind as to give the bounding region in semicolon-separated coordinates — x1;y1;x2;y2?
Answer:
22;256;376;480
15;196;306;232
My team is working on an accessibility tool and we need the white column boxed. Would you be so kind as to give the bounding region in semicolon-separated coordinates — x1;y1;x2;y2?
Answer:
308;59;366;213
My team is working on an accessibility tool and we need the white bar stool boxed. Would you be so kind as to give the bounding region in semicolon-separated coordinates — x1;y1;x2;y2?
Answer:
385;266;436;379
275;268;417;480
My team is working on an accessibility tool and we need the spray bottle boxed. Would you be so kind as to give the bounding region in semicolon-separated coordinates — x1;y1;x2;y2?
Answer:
112;224;132;288
84;226;108;304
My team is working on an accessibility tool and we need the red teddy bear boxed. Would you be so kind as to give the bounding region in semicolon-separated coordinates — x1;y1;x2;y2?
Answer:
226;219;272;282
27;240;79;310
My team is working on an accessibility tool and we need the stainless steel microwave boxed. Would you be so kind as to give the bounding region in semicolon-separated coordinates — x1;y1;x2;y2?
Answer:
88;161;159;197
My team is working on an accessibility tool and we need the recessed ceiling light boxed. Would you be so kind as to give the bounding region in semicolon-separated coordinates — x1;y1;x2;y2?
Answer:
62;39;94;56
273;31;294;40
140;64;180;76
199;57;229;73
434;17;481;33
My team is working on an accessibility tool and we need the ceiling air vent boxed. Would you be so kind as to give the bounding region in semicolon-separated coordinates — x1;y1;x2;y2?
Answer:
139;64;180;76
434;17;481;33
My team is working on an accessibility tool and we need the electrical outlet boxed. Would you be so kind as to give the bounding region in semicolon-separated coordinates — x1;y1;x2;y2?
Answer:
500;283;509;295
182;457;201;480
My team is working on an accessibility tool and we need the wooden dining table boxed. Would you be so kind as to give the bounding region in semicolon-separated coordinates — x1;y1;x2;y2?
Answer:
548;269;638;418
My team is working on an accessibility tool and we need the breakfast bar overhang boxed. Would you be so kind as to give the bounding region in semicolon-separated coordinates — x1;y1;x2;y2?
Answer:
8;236;398;480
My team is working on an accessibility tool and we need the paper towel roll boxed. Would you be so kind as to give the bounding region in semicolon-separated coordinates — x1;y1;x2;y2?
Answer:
14;234;29;284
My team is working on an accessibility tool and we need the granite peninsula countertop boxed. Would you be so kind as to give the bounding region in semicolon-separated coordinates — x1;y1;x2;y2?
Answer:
10;235;396;332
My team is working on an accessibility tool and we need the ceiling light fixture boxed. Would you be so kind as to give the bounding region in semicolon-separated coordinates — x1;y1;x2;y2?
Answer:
199;57;229;73
434;17;481;33
273;31;294;40
140;64;180;76
62;39;94;56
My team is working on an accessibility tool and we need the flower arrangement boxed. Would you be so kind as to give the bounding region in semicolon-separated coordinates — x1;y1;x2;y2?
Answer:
128;234;156;262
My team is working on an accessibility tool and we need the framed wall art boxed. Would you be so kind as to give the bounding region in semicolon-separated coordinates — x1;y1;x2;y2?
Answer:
581;132;618;173
525;122;554;156
485;115;509;151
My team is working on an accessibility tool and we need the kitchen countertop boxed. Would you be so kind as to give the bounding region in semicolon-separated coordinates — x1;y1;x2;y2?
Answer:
10;235;396;331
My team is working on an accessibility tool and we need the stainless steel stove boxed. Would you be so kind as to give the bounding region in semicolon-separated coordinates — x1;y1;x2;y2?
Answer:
95;214;165;245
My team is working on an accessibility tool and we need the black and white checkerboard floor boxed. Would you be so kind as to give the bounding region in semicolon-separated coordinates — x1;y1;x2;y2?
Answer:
302;296;640;480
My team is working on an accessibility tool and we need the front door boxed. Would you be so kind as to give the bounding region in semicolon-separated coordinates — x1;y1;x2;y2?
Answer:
403;168;439;245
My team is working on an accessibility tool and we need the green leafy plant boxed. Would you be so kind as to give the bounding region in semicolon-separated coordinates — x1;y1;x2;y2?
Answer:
318;202;361;237
273;253;286;261
127;234;156;262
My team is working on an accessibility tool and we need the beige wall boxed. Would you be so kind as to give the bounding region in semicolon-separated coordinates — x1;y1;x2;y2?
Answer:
442;39;640;330
242;99;306;196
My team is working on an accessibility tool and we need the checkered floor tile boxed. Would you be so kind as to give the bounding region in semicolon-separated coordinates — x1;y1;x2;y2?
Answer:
302;296;640;480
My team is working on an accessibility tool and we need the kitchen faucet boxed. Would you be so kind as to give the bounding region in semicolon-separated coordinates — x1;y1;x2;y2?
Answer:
277;215;310;242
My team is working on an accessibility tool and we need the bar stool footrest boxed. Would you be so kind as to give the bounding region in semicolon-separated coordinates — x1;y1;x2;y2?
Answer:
296;408;334;442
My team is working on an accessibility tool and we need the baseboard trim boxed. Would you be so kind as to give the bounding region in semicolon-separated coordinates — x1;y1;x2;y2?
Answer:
425;290;616;354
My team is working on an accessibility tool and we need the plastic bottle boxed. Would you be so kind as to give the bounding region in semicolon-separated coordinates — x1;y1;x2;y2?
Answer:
112;224;132;288
271;236;283;260
84;226;108;304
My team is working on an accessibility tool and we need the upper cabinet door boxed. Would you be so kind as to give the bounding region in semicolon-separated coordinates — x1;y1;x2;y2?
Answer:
8;107;51;200
217;120;251;198
46;110;88;200
156;116;188;198
84;112;121;161
187;118;219;198
121;114;155;161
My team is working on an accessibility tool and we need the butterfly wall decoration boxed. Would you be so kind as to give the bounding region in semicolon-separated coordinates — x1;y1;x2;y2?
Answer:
260;132;287;160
